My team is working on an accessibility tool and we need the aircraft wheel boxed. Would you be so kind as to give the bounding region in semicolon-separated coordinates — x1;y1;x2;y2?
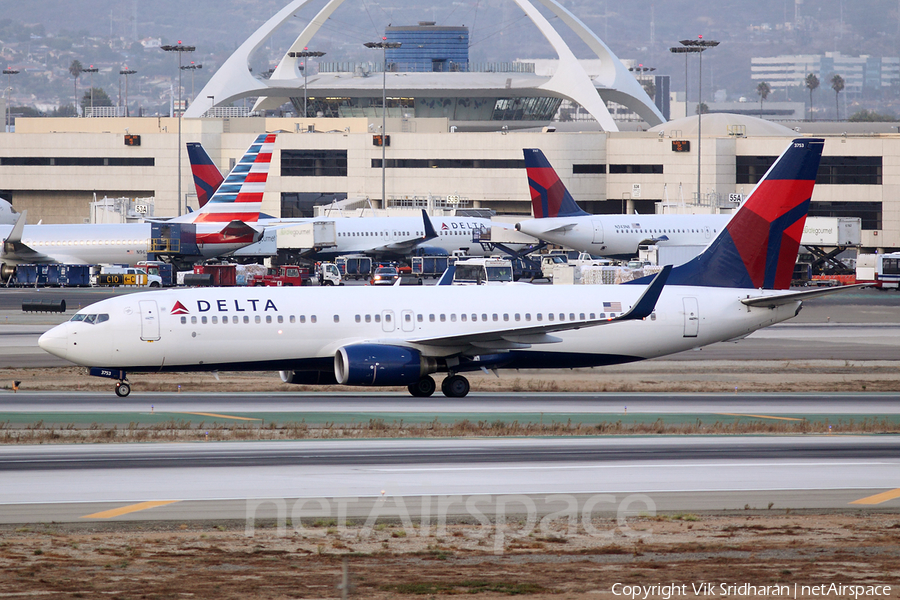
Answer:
408;375;436;397
115;381;131;398
441;375;469;398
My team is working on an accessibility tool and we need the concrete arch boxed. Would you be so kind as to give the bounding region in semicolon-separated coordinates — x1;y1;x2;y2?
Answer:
185;0;665;130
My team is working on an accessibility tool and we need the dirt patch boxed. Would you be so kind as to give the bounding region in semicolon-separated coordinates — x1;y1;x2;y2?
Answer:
2;360;900;394
1;513;898;599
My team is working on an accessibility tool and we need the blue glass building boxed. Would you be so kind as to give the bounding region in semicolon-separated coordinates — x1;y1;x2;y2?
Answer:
385;22;469;72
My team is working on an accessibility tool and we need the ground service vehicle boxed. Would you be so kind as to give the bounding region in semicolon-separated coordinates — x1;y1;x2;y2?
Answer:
452;258;514;285
317;262;343;286
94;267;162;288
370;266;399;285
856;253;900;289
249;265;313;287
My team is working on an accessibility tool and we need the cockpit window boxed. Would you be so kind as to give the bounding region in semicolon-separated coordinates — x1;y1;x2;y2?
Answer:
70;313;109;324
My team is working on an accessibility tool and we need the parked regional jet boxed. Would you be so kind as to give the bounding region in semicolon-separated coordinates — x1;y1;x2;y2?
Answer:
186;140;533;260
40;138;858;398
515;149;732;258
0;135;274;282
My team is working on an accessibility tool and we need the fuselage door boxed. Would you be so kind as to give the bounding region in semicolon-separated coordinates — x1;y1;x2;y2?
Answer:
591;220;604;244
704;226;711;239
401;309;415;332
381;310;396;332
683;297;699;338
139;300;161;341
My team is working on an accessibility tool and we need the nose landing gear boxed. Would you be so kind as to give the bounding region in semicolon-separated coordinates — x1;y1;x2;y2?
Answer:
88;367;131;397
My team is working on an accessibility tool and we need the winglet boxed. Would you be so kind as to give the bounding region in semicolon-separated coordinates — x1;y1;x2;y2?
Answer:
617;264;671;321
436;264;456;286
3;210;27;252
421;209;438;242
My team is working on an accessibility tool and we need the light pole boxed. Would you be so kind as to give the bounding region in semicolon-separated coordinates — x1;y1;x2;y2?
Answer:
364;39;401;207
180;62;202;103
161;42;195;217
119;69;136;117
82;66;98;117
3;68;19;132
678;37;718;204
669;46;700;121
628;64;656;116
289;49;325;118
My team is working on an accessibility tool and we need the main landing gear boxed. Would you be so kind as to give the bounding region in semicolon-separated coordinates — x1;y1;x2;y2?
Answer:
407;374;470;397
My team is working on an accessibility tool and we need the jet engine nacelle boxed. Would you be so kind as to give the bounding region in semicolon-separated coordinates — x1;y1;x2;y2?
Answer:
334;344;437;386
0;262;15;283
279;370;338;385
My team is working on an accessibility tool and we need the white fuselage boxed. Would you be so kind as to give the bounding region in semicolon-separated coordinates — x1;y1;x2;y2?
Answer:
39;284;800;375
516;214;733;258
0;222;252;267
239;215;528;258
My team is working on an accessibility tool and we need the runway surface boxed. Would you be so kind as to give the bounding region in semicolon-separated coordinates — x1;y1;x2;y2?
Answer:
0;436;898;524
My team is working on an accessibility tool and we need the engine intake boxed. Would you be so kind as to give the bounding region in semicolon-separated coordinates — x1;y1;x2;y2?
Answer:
335;344;436;386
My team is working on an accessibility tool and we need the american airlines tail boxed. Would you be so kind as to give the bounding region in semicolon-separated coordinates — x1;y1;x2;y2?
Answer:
172;133;276;224
523;148;590;218
634;138;825;290
186;142;225;208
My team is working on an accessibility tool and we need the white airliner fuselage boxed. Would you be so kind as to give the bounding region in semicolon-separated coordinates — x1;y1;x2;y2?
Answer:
515;213;732;258
39;283;799;377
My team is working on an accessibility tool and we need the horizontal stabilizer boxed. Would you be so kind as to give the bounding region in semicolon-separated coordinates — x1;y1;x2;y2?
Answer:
741;284;868;308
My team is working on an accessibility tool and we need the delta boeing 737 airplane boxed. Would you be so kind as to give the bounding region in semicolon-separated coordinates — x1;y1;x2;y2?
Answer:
40;138;857;398
515;148;732;258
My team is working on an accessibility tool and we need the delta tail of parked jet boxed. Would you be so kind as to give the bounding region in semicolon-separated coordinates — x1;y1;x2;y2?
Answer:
0;135;275;282
40;138;859;398
515;148;732;258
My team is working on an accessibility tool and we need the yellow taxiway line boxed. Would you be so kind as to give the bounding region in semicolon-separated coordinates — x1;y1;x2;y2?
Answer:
850;489;900;505
81;500;180;519
716;413;805;421
175;412;262;421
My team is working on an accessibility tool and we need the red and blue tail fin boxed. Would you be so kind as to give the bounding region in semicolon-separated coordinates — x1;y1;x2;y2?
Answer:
186;142;224;208
523;148;590;218
657;138;824;290
173;133;277;224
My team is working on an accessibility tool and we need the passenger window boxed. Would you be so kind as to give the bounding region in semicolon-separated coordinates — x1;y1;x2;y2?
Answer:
243;316;249;324
515;314;520;321
481;314;487;321
492;314;498;321
417;314;423;322
429;314;435;322
311;315;317;323
405;313;412;322
375;314;381;323
570;313;576;321
290;315;296;324
450;314;456;322
440;314;446;322
503;314;509;321
278;315;283;324
548;314;554;322
191;316;197;324
232;316;238;324
537;313;543;321
201;316;207;324
334;315;340;323
366;314;372;323
300;315;306;323
266;315;272;324
525;313;531;321
590;313;595;319
460;314;467;322
212;316;218;324
385;314;391;322
181;316;187;324
355;315;361;323
255;315;261;324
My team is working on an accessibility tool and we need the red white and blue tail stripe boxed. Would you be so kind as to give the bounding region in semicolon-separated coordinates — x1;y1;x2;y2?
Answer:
176;133;276;224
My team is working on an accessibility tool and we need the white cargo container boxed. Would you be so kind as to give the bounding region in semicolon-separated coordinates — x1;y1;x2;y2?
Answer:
639;244;707;266
276;221;338;250
801;217;861;246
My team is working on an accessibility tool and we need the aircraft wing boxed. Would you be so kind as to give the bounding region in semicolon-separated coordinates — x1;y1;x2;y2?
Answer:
741;284;868;308
1;211;51;262
407;265;671;351
369;209;439;254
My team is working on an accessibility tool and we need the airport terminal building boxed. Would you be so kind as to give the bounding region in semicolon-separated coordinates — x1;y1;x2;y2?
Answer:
1;0;898;254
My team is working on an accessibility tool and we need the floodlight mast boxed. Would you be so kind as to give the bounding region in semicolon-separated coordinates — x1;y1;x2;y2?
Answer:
364;39;401;208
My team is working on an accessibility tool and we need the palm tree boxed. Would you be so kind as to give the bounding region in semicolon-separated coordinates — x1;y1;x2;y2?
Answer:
805;73;819;120
69;60;83;117
756;82;771;117
831;74;845;120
